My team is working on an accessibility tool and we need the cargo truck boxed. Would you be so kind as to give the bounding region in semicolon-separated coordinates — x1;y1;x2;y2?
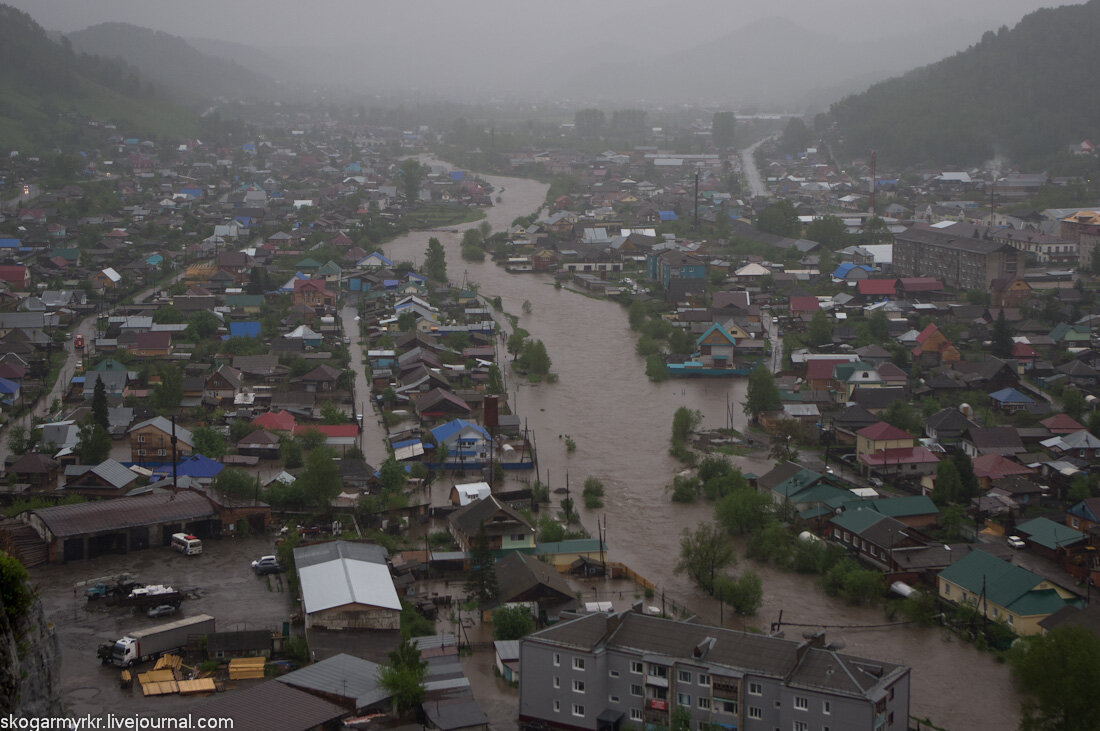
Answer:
98;614;215;667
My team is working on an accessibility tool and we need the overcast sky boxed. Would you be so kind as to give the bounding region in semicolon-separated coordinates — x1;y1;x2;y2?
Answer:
10;0;1075;47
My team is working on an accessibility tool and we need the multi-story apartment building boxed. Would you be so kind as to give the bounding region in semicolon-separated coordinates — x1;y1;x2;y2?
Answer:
519;608;910;731
893;223;1025;291
1059;210;1100;270
990;228;1077;265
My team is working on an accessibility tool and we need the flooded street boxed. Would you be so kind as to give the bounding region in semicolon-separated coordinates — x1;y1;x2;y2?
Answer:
370;164;1017;730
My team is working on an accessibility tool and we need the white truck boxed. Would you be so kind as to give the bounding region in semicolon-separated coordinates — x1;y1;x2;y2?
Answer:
98;614;215;667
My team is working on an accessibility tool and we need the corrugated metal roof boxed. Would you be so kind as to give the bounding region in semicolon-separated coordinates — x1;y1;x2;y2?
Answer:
31;491;215;538
296;543;399;614
192;679;347;730
294;540;387;569
277;653;388;710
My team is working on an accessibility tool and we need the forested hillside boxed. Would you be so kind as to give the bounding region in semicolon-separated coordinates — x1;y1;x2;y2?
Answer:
827;0;1100;169
0;4;196;150
68;23;279;103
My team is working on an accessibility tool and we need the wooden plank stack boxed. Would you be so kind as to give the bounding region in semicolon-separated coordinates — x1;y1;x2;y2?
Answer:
228;657;266;680
178;678;218;695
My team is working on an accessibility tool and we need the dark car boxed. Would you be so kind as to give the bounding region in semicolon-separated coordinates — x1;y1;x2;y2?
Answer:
251;555;284;575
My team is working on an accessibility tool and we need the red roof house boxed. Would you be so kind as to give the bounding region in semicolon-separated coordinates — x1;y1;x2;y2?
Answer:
251;410;297;433
0;265;30;290
856;279;897;298
789;296;820;314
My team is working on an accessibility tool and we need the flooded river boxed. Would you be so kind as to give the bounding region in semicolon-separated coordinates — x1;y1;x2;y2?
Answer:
372;163;1017;730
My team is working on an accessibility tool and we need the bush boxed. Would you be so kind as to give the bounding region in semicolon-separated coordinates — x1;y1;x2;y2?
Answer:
715;571;764;616
0;553;32;620
669;475;700;503
582;477;605;509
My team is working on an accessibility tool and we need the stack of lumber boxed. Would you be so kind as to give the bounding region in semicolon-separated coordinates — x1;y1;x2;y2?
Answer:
154;655;182;672
178;678;218;695
138;670;180;697
228;657;266;680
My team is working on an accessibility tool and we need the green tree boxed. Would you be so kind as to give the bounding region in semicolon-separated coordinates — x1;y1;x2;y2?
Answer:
398;159;424;205
582;477;605;509
805;215;851;249
711;111;736;150
211;468;257;499
424;236;447;282
756;199;800;237
153;368;183;413
320;400;346;425
574;108;605;137
506;328;529;360
91;378;109;429
779;117;813;154
464;526;499;603
628;300;648;331
1008;625;1100;731
991;309;1014;358
933;460;964;505
280;438;302;469
297;428;327;451
671;407;703;444
676;523;736;596
75;420;111;464
379;636;427;715
152;305;185;324
952;451;980;502
186;310;221;340
806;311;832;347
492;605;535;640
715;571;764;616
1062;387;1087;421
295;447;342;510
6;427;32;457
716;488;774;535
192;426;227;458
744;365;781;423
883;399;922;435
486;364;505;394
378;457;408;494
519;339;551;375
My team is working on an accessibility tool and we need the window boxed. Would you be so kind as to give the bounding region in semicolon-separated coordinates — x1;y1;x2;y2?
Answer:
553;700;560;713
889;687;895;701
1008;614;1015;626
631;684;643;697
573;680;585;694
553;653;560;667
573;657;585;671
553;676;560;689
679;670;692;683
698;697;711;710
823;701;831;715
678;693;691;707
794;696;809;711
944;584;951;596
609;695;620;704
721;700;738;714
631;709;643;722
157;449;165;456
137;435;146;443
794;722;808;731
698;673;711;687
649;665;669;679
631;661;643;674
748;707;763;720
510;533;526;541
609;670;620;678
572;704;585;718
749;682;763;696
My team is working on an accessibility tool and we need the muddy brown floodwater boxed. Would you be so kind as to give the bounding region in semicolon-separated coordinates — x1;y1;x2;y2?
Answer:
371;161;1018;731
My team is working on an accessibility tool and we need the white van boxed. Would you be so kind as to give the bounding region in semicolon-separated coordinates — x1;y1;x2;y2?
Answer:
170;533;202;556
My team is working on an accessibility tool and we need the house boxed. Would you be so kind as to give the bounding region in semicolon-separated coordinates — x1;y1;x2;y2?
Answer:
62;459;141;499
855;422;913;458
294;364;341;393
91;268;122;292
129;416;194;464
937;550;1082;636
293;541;400;631
447;495;535;552
1040;430;1100;461
251;410;297;433
1013;517;1086;561
647;251;707;301
293;424;359;452
519;609;910;731
923;408;973;444
988;388;1035;413
276;653;389;715
910;323;959;363
205;365;242;404
493;551;576;622
292;278;336;308
8;453;61;490
694;323;738;368
962;426;1026;458
859;445;940;484
449;482;492;507
494;640;520;683
0;265;30;290
128;332;172;357
828;507;928;571
236;430;281;459
972;454;1034;490
429;419;489;466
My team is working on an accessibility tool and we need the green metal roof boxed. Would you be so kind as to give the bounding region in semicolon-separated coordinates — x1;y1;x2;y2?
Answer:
939;550;1043;609
829;507;887;534
1008;588;1081;617
866;495;939;518
772;469;822;498
799;505;833;521
791;483;849;505
1015;517;1085;551
535;539;607;556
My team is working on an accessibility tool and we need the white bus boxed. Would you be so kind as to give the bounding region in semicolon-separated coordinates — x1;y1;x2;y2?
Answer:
170;533;202;556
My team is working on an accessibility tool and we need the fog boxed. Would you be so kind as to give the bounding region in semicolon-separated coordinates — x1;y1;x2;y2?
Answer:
9;0;1082;108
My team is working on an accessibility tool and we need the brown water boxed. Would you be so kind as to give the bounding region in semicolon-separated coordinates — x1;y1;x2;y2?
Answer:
373;163;1017;731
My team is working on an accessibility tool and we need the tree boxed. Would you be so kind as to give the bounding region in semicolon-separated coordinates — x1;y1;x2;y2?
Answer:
211;468;257;499
378;457;408;494
715;571;764;615
744;365;781;423
779;117;813;154
464;526;498;603
320;400;346;425
6;427;32;457
152;368;183;413
186;311;221;340
1008;625;1100;731
1062;387;1086;421
768;421;801;463
933;460;964;505
883;399;922;435
676;523;736;595
75;420;111;464
518;339;551;375
492;605;535;640
486;364;504;395
991;309;1013;358
756;199;799;237
506;328;528;360
806;311;832;347
297;428;327;451
379;636;427;716
711;111;736;150
295;447;342;510
805;215;851;249
582;477;605;509
628;300;647;331
192;426;227;458
280;438;302;469
424;237;447;282
716;488;774;535
951;451;980;502
398;159;424;205
671;407;703;444
91;378;109;429
574;108;605;138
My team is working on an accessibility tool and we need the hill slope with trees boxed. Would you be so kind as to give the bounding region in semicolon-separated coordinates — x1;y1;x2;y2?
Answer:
826;0;1100;169
0;4;196;150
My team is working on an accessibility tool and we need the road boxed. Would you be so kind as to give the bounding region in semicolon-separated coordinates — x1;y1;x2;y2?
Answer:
739;137;772;199
339;304;390;468
0;183;38;213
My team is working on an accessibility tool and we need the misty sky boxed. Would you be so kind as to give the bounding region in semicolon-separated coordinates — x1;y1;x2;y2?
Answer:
10;0;1077;48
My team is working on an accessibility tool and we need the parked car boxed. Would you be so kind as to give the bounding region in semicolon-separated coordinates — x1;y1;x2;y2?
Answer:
146;604;177;619
251;555;284;575
1007;536;1026;549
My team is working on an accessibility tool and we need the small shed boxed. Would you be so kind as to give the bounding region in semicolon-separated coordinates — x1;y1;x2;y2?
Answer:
493;640;520;683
